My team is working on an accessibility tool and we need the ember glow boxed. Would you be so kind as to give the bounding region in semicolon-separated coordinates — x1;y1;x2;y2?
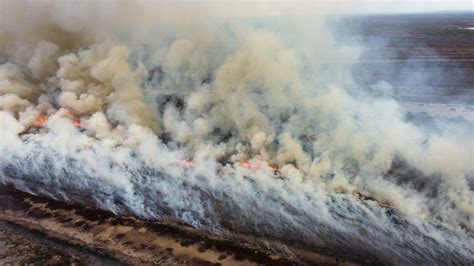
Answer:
0;1;473;264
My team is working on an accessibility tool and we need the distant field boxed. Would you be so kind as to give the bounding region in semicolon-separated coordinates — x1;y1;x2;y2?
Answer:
410;26;473;37
337;12;474;103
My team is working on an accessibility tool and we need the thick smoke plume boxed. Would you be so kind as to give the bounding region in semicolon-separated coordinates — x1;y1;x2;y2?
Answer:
0;1;473;263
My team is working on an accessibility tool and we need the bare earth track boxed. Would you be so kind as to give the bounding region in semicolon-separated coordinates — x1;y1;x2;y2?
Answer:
0;186;357;265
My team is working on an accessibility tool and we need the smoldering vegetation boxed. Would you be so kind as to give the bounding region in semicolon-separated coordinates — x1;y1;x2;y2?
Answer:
0;1;473;264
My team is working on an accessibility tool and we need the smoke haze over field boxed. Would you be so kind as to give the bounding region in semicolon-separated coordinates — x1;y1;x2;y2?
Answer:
0;0;473;264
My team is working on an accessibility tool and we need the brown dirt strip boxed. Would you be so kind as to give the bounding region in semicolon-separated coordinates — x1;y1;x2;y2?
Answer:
0;186;357;265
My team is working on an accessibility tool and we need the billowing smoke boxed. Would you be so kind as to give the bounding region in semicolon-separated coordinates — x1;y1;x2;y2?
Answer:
0;1;473;263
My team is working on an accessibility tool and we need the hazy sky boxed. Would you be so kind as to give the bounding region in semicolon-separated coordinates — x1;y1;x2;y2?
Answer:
343;0;472;13
176;0;473;17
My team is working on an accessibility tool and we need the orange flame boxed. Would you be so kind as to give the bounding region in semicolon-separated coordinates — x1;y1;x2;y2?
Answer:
36;115;48;127
240;161;260;170
36;115;85;129
176;159;280;174
177;159;194;168
73;119;85;129
240;161;280;174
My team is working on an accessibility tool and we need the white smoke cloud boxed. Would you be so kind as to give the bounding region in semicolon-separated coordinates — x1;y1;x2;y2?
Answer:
0;0;473;263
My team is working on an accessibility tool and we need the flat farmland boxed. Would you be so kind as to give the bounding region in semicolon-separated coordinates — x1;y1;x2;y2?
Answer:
337;12;474;103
